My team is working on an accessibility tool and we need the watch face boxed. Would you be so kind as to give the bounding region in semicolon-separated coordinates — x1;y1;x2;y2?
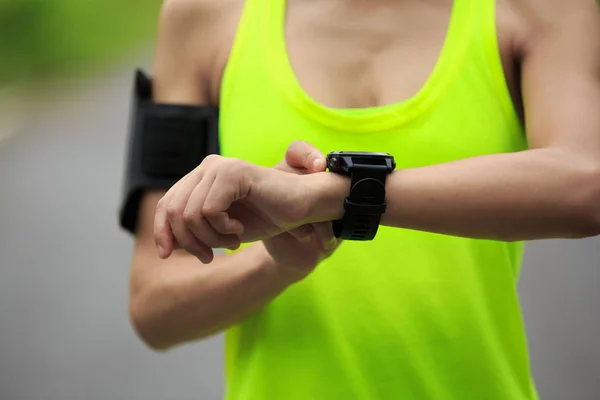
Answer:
326;151;395;172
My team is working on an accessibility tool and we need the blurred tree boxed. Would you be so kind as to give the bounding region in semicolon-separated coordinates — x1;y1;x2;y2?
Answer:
3;0;596;86
0;0;161;85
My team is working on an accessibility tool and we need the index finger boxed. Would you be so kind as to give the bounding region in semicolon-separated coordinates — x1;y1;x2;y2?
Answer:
154;191;177;259
153;174;192;258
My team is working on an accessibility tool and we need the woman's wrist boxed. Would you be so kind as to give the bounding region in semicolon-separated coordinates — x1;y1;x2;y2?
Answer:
305;172;350;223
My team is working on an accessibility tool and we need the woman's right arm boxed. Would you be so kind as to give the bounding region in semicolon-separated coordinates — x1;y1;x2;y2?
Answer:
128;0;297;351
130;191;296;350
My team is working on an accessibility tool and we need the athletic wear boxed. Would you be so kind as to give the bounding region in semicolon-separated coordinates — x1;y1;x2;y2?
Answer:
219;0;538;398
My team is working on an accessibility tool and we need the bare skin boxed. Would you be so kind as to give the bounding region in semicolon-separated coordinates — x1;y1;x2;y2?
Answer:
131;0;600;350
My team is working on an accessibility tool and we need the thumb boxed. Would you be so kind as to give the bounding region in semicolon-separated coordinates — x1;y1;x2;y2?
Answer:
285;140;326;173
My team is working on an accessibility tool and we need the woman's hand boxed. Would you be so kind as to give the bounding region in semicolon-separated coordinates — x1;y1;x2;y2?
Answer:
154;141;339;264
263;142;340;279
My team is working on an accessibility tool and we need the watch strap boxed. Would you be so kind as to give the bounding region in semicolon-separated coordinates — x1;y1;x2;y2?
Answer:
332;213;381;240
332;165;389;240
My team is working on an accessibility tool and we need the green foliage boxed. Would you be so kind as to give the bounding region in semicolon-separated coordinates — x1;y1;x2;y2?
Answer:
0;0;161;84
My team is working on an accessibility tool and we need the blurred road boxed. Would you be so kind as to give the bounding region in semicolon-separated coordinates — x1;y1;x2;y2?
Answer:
0;61;598;400
0;63;224;400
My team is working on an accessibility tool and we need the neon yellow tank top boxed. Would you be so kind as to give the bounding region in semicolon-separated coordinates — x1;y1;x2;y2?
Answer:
219;0;538;398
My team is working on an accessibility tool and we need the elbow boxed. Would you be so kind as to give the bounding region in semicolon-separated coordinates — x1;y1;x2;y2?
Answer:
571;166;600;238
579;203;600;239
572;213;600;239
129;293;175;352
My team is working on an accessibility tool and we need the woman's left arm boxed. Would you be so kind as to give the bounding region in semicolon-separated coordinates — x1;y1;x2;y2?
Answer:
310;1;600;241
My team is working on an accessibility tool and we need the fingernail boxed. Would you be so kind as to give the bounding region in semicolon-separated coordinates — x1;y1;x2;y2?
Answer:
325;238;337;250
299;234;312;243
313;158;325;171
157;245;165;259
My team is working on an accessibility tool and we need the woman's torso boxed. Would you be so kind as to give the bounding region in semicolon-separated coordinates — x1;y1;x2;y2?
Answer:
199;0;537;398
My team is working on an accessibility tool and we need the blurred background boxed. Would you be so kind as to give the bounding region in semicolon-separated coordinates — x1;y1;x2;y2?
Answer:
0;2;598;400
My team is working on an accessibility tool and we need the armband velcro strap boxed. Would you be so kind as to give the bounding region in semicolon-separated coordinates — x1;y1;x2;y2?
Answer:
139;102;217;179
118;69;219;234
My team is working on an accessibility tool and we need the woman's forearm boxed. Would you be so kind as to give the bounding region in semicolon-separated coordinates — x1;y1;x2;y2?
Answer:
130;242;294;350
311;148;600;241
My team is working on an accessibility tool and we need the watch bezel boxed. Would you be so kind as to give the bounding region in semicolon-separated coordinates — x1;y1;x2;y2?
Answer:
326;151;396;174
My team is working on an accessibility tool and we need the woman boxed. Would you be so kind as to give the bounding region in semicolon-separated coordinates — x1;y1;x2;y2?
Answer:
127;0;600;398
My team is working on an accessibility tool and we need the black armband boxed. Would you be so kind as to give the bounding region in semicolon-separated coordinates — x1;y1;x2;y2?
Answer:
118;69;219;234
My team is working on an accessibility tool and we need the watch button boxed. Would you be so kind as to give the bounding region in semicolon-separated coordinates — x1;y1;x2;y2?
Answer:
328;157;339;169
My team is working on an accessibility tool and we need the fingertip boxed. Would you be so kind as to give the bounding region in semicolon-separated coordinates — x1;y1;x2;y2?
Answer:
289;225;314;242
312;157;326;172
299;234;313;243
324;237;338;251
162;244;175;259
154;234;168;257
201;251;215;264
298;230;314;243
229;219;245;236
226;241;241;251
157;245;165;259
154;218;174;258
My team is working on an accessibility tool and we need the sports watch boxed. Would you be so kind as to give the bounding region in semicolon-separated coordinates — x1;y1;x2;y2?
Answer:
326;151;396;241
